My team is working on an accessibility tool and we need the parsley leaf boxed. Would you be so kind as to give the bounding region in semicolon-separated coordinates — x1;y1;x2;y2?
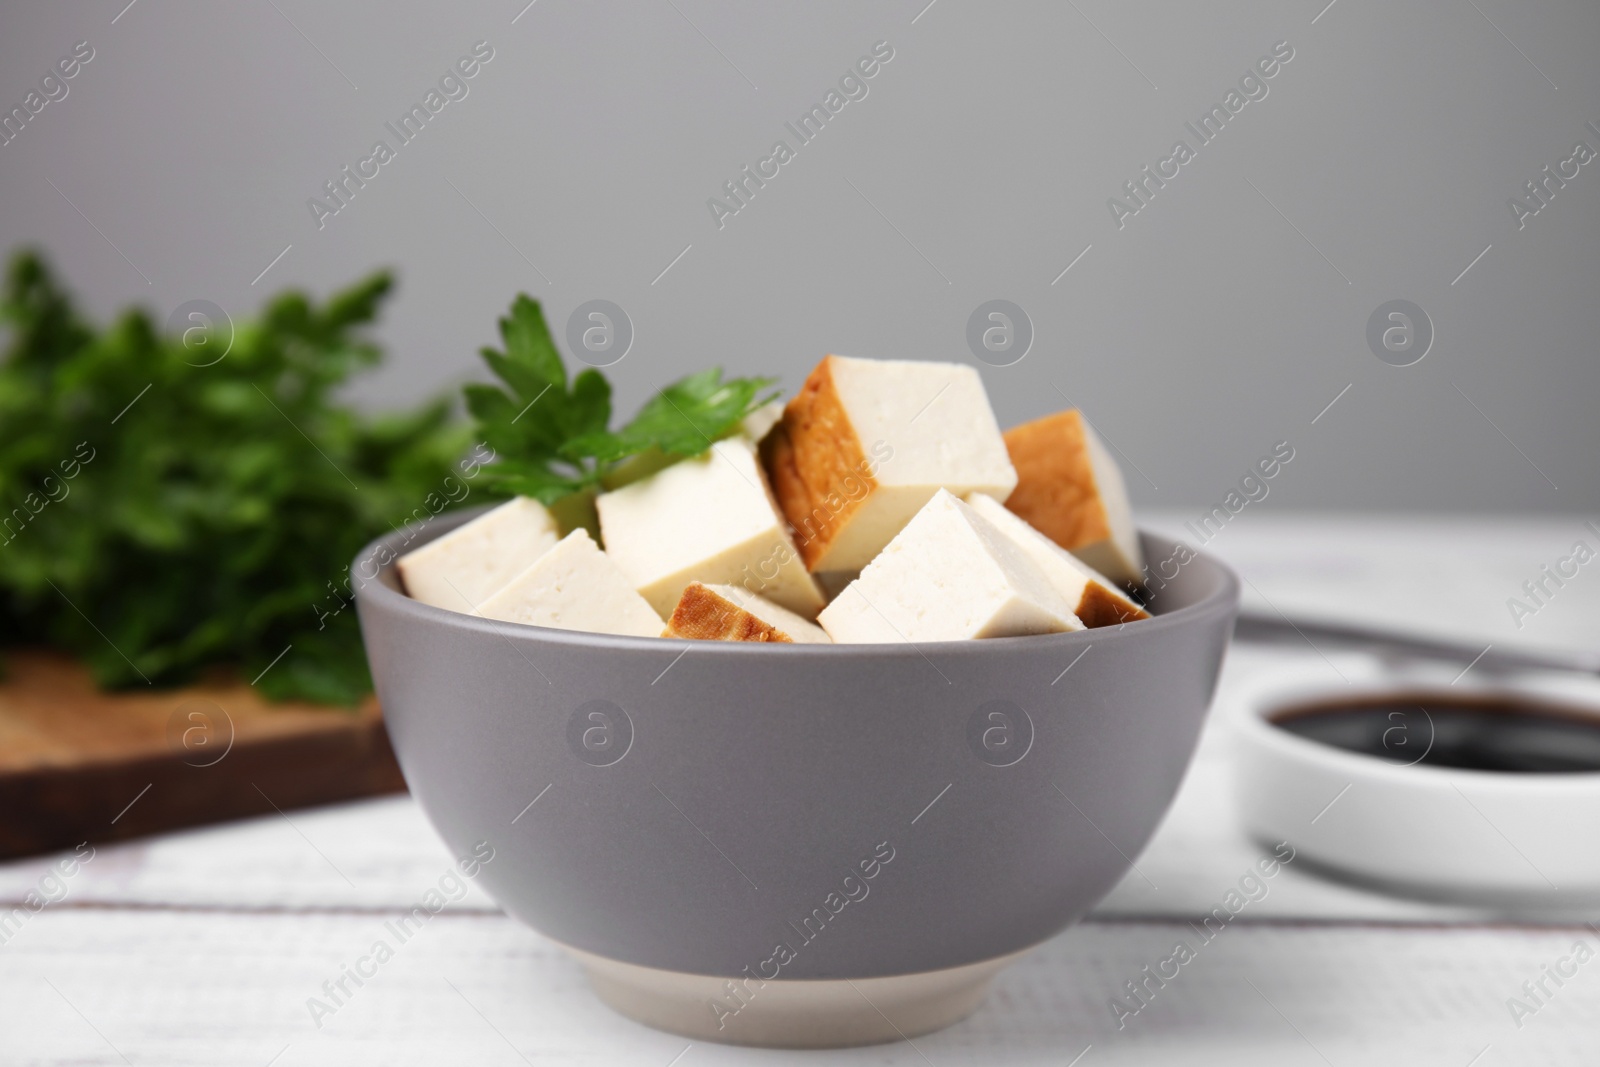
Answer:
468;295;776;504
614;368;778;456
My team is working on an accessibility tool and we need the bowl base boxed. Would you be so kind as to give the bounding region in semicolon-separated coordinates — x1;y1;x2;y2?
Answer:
563;944;1030;1048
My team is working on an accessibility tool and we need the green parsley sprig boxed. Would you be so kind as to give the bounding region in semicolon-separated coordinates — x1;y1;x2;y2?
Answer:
0;251;468;705
464;295;777;505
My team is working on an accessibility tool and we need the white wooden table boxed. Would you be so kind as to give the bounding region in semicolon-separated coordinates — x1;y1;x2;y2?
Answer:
5;514;1600;1066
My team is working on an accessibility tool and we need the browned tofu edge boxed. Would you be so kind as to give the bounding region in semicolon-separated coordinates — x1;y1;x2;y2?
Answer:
662;582;794;643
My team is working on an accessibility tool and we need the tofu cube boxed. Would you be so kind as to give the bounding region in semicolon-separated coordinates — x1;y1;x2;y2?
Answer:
818;489;1082;643
596;437;825;619
474;529;663;638
966;493;1149;627
763;355;1016;573
1001;410;1144;585
397;496;561;612
663;582;831;644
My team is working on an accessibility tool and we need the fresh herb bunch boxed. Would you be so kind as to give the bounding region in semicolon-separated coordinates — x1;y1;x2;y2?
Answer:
464;295;777;504
0;251;471;705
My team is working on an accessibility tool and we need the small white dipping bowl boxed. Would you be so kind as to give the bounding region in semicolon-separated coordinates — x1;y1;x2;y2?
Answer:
1229;657;1600;905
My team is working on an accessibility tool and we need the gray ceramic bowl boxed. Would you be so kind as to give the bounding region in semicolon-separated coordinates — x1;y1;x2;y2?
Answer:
354;509;1238;1047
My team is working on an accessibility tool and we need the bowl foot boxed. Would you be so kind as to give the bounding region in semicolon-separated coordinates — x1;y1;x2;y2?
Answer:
563;944;1029;1048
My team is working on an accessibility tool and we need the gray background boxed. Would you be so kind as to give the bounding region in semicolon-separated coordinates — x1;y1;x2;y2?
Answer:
1;0;1594;511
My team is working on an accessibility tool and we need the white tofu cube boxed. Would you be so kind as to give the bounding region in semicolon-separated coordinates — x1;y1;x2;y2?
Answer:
663;582;832;644
1002;409;1144;585
595;437;825;619
965;493;1149;627
474;529;663;638
396;496;561;612
818;490;1082;643
765;355;1017;572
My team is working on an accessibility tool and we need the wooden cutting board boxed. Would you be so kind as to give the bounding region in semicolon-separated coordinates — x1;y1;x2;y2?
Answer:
0;649;406;860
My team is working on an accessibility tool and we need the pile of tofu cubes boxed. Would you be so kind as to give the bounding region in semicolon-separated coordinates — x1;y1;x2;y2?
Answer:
397;355;1150;645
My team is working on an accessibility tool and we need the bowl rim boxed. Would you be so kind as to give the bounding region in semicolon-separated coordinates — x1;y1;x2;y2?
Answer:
1228;661;1600;790
352;504;1240;659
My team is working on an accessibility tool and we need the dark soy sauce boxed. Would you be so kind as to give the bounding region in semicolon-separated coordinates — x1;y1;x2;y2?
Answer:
1270;692;1600;774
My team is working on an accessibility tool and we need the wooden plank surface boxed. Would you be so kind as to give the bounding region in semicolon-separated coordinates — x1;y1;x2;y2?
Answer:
4;909;1597;1066
0;650;404;859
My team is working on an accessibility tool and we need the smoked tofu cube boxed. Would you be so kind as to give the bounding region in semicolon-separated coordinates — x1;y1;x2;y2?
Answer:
818;490;1082;643
1001;410;1144;585
474;529;663;637
595;438;825;619
397;496;561;612
763;355;1017;573
663;582;831;644
966;493;1149;627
